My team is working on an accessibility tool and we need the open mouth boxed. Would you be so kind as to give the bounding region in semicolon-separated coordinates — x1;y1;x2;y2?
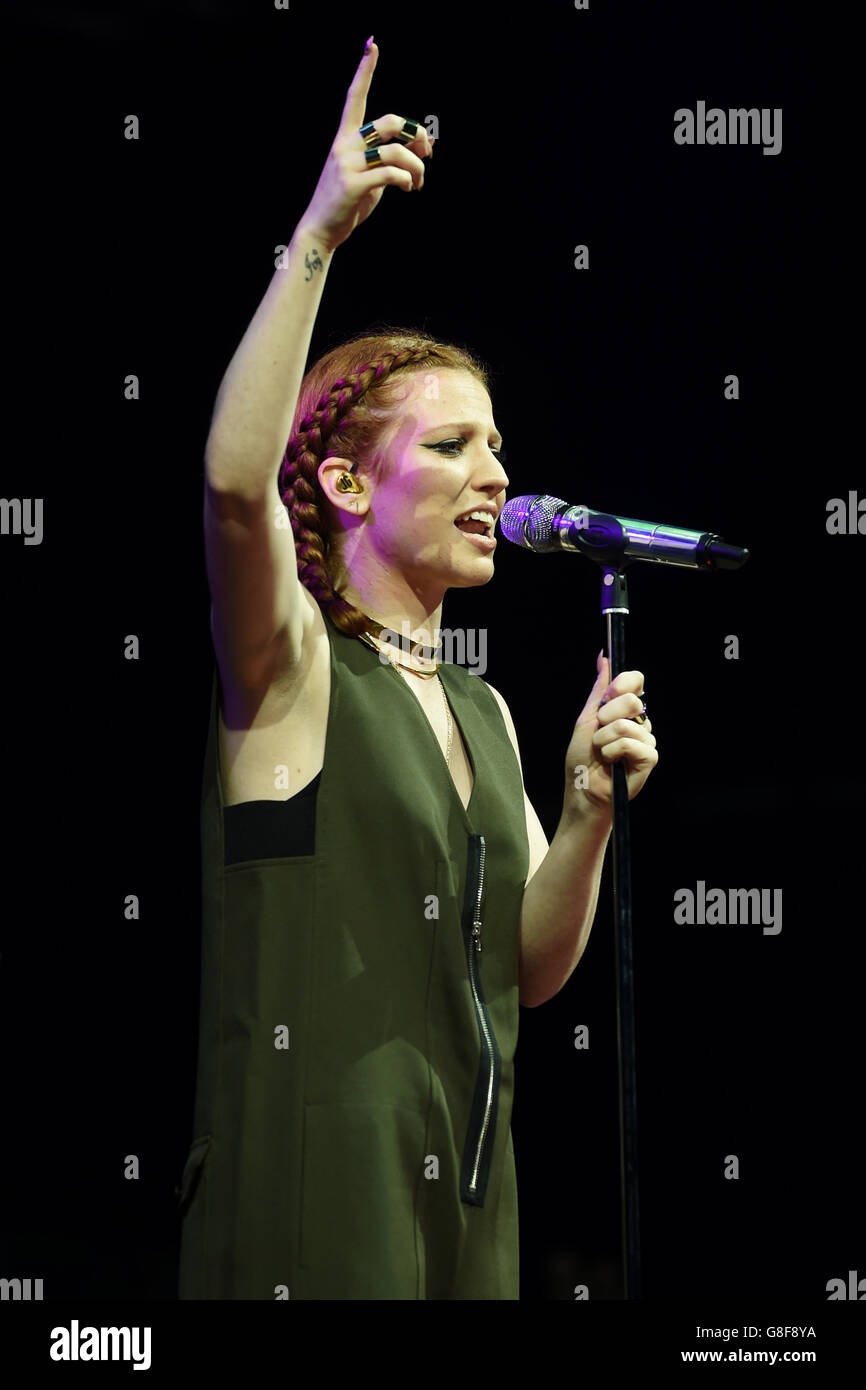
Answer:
453;510;496;538
453;510;497;551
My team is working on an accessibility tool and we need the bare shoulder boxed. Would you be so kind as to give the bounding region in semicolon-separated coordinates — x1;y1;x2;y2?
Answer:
481;680;521;758
219;584;329;720
482;679;550;882
216;586;332;805
266;585;330;697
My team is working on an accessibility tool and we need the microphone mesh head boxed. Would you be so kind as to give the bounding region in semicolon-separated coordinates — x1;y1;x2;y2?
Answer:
527;495;567;550
500;495;566;551
498;496;535;548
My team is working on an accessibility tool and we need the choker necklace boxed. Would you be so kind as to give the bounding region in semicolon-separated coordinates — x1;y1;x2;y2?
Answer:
355;614;443;679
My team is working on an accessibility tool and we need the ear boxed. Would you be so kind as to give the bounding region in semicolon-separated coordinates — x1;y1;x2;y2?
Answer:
317;456;372;517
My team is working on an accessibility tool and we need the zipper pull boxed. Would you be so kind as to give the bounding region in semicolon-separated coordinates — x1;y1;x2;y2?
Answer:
472;921;482;952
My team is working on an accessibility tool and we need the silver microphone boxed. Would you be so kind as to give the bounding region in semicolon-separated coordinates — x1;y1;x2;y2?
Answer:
499;495;748;569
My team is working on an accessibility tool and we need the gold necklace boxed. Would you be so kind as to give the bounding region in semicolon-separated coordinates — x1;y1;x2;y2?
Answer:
355;614;441;669
356;629;440;678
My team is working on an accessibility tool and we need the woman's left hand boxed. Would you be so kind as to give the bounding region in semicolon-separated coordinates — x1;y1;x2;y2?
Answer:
564;651;658;818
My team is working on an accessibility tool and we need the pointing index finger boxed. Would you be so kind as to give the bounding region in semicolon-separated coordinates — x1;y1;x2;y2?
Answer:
338;38;379;137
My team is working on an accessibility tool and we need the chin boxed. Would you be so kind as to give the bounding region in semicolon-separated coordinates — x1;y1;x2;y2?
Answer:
411;536;496;589
447;556;496;588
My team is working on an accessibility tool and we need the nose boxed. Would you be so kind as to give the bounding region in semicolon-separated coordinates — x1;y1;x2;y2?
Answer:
483;456;509;495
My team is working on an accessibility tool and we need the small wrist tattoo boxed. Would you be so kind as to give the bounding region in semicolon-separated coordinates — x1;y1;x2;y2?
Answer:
304;248;324;281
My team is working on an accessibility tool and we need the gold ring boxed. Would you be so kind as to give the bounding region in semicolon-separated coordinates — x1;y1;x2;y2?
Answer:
394;118;421;145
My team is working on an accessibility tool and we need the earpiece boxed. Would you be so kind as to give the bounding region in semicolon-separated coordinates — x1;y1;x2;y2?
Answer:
335;470;363;494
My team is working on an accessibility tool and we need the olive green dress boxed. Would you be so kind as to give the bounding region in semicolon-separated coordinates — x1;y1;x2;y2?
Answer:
177;614;529;1299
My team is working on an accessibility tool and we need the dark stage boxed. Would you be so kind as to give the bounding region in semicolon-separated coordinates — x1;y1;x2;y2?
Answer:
0;0;860;1366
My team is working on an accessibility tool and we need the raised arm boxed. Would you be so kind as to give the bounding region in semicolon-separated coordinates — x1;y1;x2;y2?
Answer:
203;38;432;692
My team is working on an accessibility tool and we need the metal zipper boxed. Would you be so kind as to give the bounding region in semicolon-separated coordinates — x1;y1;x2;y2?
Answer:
460;832;501;1207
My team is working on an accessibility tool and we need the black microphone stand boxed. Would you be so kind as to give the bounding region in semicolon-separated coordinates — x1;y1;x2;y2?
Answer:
572;515;640;1301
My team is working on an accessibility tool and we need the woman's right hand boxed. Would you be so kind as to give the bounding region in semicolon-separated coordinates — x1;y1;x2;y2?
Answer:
296;39;434;254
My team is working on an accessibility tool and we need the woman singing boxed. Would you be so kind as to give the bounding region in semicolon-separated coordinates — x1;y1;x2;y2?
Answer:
176;36;658;1301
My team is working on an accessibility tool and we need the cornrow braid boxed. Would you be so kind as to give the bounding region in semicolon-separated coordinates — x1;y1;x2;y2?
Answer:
278;330;492;638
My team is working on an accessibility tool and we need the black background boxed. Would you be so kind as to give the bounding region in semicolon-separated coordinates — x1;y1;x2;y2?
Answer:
0;0;860;1310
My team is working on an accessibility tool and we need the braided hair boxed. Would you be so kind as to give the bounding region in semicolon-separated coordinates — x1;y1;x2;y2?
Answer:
277;328;492;637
